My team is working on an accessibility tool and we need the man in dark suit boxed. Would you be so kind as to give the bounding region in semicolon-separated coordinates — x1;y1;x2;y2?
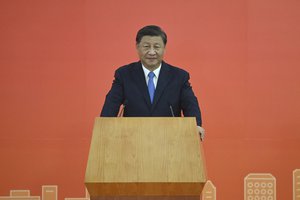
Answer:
100;25;205;140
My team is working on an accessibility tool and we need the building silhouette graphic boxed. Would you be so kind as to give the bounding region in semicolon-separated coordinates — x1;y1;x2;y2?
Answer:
244;173;276;200
0;189;40;200
294;169;300;200
0;185;92;200
201;180;216;200
9;190;31;197
42;186;57;200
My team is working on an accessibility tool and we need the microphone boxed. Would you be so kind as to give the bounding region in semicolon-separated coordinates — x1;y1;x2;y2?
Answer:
169;105;175;117
118;100;128;117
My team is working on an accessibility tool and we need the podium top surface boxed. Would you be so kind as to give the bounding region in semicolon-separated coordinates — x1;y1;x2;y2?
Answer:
85;117;206;184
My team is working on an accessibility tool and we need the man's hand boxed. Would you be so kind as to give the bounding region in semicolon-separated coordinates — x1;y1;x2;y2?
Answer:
197;126;205;141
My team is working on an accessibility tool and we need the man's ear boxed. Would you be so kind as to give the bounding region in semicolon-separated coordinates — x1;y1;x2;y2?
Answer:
161;45;166;55
136;43;141;53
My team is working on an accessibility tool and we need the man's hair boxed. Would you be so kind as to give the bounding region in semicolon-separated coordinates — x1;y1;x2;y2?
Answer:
136;25;167;45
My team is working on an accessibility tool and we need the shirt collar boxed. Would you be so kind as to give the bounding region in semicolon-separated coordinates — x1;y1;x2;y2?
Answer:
141;63;162;79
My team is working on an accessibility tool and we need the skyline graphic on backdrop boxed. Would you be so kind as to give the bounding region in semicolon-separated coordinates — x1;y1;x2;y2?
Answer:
0;170;299;200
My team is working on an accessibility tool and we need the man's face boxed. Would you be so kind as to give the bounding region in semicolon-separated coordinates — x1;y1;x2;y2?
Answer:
136;36;166;70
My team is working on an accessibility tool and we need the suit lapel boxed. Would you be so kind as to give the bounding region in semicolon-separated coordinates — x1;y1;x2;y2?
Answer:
130;62;152;108
152;62;172;110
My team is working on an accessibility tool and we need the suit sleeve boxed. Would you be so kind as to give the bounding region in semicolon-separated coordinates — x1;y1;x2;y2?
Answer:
100;69;124;117
180;72;202;126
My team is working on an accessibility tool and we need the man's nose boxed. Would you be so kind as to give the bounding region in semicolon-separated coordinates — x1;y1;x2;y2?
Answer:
148;48;156;55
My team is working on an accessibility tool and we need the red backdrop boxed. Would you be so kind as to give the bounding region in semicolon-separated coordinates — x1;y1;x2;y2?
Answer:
1;0;300;200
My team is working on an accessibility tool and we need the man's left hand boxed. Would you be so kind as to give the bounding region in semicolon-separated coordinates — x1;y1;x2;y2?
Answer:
197;126;205;141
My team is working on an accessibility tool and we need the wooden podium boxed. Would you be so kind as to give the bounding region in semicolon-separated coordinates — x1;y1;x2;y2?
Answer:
85;117;206;200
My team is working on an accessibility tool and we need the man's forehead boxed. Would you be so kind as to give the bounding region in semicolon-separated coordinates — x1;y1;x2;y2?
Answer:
140;36;164;44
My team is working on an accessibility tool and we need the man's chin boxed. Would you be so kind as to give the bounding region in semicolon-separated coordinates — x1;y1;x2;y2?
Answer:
146;64;159;70
143;61;160;69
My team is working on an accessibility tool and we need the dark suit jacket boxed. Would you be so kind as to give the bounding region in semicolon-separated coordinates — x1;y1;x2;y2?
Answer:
100;61;202;126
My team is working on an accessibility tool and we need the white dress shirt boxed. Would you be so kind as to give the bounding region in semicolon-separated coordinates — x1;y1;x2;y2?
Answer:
141;63;161;88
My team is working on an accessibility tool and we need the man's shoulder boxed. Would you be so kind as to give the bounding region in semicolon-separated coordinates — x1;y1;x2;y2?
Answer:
163;61;189;76
116;61;141;73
